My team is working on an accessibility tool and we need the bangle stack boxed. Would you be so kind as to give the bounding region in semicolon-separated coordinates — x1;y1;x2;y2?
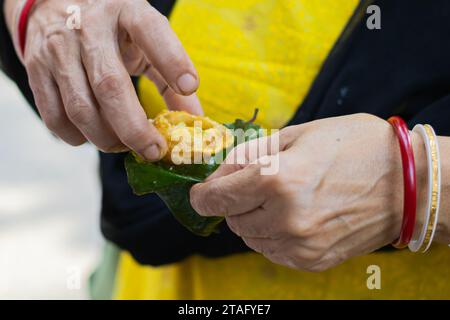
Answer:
388;117;442;252
408;125;441;252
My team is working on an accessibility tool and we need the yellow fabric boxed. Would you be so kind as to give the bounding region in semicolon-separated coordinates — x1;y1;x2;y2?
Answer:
138;0;358;129
116;245;450;299
115;0;450;299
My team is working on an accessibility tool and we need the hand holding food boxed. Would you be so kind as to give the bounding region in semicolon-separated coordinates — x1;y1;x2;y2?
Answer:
125;110;263;236
4;0;202;160
190;114;450;271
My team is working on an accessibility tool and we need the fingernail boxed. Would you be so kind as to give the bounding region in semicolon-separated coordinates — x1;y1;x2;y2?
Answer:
143;144;161;161
177;73;198;95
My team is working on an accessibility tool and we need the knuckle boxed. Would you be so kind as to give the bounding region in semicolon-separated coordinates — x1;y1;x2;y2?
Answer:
305;263;329;273
24;56;40;73
149;11;170;30
41;109;66;133
279;126;297;142
98;142;124;153
121;123;150;148
190;185;202;203
164;51;187;69
45;32;66;55
104;0;120;12
44;30;73;66
206;183;228;215
192;192;215;217
277;245;327;271
261;172;285;194
286;251;327;272
268;253;296;269
304;248;327;263
65;98;94;126
67;136;87;147
130;6;168;34
226;217;240;234
127;16;143;35
227;215;251;236
293;217;320;237
158;14;170;27
261;240;281;256
191;192;208;216
93;73;125;100
243;239;258;252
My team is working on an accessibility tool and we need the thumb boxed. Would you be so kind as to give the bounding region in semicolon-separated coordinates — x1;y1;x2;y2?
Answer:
190;162;267;217
207;126;298;180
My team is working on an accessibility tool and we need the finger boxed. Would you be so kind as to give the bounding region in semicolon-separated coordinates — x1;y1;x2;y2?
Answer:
80;34;167;161
241;237;309;271
207;128;295;180
243;237;316;271
226;207;278;238
242;236;280;255
26;60;86;146
119;1;199;96
47;34;127;152
190;163;266;217
144;65;203;115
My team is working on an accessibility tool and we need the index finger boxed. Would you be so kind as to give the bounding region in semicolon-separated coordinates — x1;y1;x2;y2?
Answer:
119;1;199;96
81;37;167;161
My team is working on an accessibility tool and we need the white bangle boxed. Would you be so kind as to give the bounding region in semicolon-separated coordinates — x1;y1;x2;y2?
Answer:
408;125;432;252
423;124;441;252
408;124;441;252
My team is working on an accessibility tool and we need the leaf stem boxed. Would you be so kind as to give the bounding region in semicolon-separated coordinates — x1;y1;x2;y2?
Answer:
245;108;259;124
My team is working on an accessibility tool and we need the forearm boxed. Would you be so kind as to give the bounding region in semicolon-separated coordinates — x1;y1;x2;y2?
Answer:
4;0;19;34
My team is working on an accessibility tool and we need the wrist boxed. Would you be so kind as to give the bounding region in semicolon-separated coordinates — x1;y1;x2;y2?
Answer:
4;0;19;34
433;136;450;244
4;0;28;58
411;130;450;246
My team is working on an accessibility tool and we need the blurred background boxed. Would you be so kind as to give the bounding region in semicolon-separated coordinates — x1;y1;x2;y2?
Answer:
0;72;103;299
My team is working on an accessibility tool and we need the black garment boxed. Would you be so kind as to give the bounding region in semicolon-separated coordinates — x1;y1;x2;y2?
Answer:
288;0;450;136
1;0;450;266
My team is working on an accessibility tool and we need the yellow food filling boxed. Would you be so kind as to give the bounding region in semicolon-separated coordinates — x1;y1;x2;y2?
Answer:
152;111;234;164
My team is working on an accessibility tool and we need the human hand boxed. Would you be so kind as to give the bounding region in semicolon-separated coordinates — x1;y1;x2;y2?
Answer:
190;114;428;271
5;0;202;160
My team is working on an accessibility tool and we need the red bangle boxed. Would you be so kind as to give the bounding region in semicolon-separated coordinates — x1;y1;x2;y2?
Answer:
17;0;37;57
388;116;417;249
